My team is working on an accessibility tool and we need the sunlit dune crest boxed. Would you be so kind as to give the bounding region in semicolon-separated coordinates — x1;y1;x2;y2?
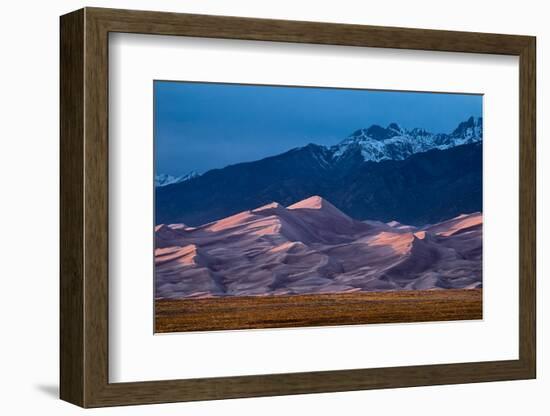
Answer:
155;244;200;266
369;231;415;254
168;223;187;230
204;211;256;232
288;195;352;220
252;202;284;213
288;195;327;210
423;212;482;236
414;231;427;240
268;241;307;254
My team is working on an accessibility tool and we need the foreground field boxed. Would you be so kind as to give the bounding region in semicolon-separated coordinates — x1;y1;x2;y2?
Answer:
155;288;482;333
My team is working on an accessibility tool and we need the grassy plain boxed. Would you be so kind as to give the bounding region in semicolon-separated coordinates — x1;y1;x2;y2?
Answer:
155;288;482;333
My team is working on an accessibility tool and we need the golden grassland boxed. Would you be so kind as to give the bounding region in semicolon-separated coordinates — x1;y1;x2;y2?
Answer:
155;288;482;333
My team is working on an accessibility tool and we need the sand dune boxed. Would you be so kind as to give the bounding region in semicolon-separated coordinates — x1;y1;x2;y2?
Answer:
155;196;482;299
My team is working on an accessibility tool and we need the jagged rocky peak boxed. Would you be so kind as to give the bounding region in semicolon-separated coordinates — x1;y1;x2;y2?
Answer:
410;127;430;136
387;122;404;135
349;123;404;142
359;125;387;141
451;116;482;139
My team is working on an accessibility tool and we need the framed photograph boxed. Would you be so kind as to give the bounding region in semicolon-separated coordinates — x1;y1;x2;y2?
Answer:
60;7;536;407
153;81;485;333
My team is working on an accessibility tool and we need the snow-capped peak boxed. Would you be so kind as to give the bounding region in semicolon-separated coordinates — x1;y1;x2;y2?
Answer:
155;171;199;187
387;122;405;135
451;116;482;141
331;117;482;163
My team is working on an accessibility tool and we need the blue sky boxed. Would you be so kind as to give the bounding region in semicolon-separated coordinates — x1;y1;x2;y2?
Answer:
154;81;482;176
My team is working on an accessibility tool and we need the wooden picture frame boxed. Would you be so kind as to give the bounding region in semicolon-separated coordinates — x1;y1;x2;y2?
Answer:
60;7;536;408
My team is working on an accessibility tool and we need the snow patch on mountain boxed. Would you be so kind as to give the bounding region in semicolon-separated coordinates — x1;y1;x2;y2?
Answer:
155;171;199;187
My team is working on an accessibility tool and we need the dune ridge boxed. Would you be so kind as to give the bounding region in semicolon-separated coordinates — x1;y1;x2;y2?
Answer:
155;196;482;299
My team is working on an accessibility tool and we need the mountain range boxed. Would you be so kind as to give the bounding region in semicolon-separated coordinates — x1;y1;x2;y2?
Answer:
155;196;482;299
331;116;481;162
156;116;482;226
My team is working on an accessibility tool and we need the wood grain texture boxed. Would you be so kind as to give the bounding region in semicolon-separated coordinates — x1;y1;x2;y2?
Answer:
89;7;532;54
59;7;537;408
83;9;110;406
518;38;536;375
59;8;84;406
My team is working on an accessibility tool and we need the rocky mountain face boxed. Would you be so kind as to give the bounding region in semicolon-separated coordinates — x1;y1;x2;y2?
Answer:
155;196;482;299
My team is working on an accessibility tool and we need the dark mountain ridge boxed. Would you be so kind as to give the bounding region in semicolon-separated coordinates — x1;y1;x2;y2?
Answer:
156;142;481;226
